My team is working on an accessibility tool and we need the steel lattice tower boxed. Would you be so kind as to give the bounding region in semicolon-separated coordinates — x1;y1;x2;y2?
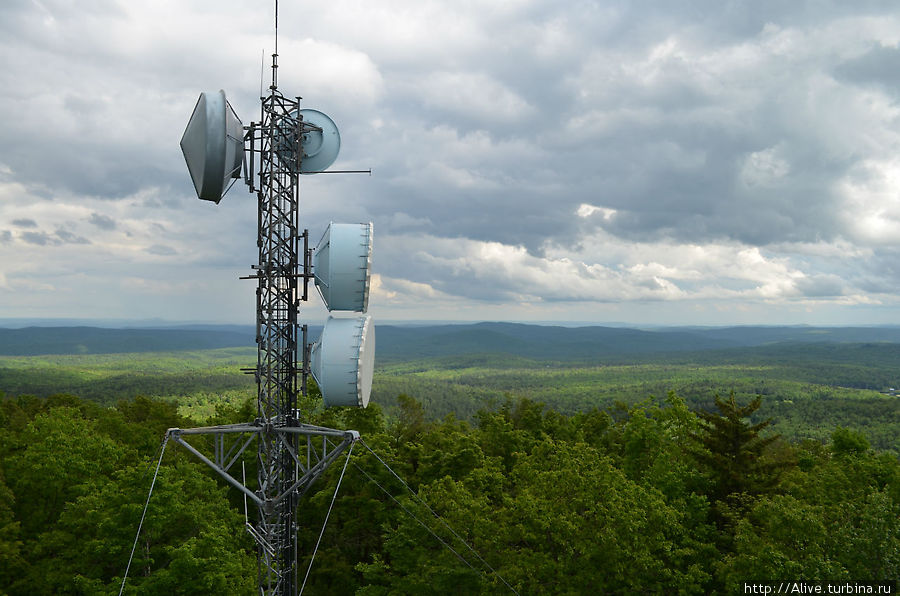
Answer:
169;54;363;596
252;81;303;594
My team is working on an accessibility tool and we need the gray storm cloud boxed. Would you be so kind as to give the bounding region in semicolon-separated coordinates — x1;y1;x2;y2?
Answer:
0;0;898;323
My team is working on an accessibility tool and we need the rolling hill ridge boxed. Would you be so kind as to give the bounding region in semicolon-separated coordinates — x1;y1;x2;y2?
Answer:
1;322;899;359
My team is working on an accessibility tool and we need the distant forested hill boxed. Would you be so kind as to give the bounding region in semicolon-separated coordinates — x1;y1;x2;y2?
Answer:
0;326;255;355
2;322;900;358
374;322;731;360
374;322;900;362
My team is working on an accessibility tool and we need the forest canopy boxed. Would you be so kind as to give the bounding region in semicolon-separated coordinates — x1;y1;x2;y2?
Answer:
1;389;897;594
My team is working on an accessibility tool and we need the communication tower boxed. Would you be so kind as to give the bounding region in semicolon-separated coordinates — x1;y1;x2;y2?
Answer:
167;23;375;595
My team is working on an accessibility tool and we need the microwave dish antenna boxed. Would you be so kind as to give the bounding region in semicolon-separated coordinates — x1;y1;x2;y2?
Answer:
297;109;341;173
276;108;341;174
313;222;373;312
180;90;244;203
310;315;375;408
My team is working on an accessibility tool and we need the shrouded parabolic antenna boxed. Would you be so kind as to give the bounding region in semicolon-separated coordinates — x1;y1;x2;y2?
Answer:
310;315;375;407
313;222;373;312
180;90;244;203
277;109;341;174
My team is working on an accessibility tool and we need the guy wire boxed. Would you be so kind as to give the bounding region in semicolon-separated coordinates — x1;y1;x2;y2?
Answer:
119;433;169;595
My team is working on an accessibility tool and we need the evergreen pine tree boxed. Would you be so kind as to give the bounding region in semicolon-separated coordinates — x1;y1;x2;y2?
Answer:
690;392;791;505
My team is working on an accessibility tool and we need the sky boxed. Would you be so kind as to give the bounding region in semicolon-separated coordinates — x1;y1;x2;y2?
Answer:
1;0;900;326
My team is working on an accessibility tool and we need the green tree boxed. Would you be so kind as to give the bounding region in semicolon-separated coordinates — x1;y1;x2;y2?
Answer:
831;426;870;457
5;407;130;536
0;393;258;594
718;494;848;589
391;393;427;447
34;461;255;594
0;468;23;591
831;490;900;580
690;392;792;506
359;420;713;595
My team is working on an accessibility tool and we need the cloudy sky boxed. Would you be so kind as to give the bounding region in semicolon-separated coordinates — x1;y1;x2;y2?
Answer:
2;0;900;326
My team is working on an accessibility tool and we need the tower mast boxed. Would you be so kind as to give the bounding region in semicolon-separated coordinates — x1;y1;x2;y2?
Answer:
250;52;304;591
171;7;375;592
